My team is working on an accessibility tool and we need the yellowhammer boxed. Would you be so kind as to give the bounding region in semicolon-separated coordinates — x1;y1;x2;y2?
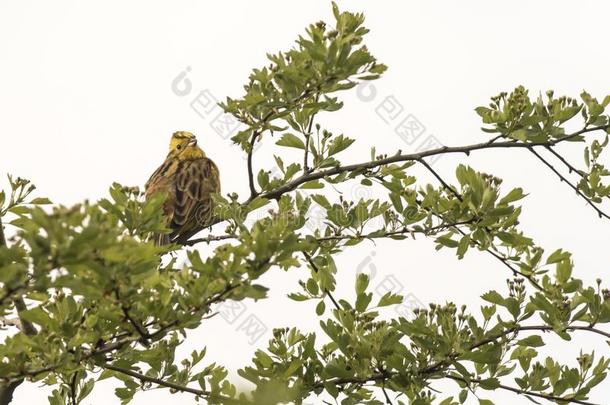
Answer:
145;131;221;245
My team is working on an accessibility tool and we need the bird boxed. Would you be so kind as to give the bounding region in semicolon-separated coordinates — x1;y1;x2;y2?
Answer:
145;131;220;246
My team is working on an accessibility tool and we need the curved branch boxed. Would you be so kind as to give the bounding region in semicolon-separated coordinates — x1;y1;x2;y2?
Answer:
314;220;476;242
0;217;37;405
308;323;608;404
183;233;237;246
100;363;231;402
545;145;587;178
101;363;251;404
196;124;609;239
247;132;259;198
257;125;609;202
302;251;340;310
528;146;610;220
245;87;320;200
2;282;242;385
414;159;545;291
446;375;600;405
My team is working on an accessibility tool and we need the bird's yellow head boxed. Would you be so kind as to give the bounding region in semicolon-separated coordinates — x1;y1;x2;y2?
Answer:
168;131;205;160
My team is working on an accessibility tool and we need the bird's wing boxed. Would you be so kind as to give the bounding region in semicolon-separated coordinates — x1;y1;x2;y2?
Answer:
145;158;178;218
170;157;221;242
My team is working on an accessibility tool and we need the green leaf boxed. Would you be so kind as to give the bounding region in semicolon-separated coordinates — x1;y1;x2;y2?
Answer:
498;188;526;205
478;378;500;390
517;335;544;347
8;206;29;215
301;180;324;189
20;306;50;326
459;389;468;403
30;197;52;205
247;197;270;212
481;291;504;306
355;273;369;295
355;292;372;312
546;249;570;264
316;300;326;315
378;292;403;307
327;135;355;156
288;293;310;302
457;235;470;259
311;194;331;209
257;169;269;188
276;133;305;149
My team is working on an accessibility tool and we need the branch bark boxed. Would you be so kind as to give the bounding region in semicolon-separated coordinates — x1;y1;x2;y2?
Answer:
0;218;36;405
415;158;546;291
529;146;610;220
446;375;600;405
256;125;609;202
309;323;608;405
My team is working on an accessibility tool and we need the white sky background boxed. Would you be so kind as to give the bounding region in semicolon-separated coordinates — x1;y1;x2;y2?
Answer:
1;1;609;404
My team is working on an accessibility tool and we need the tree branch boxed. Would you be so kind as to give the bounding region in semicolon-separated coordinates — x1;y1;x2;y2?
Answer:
183;233;237;246
257;125;609;202
446;375;600;405
0;217;37;405
114;288;151;347
528;146;610;220
246;87;319;199
303;94;320;173
414;158;545;291
2;282;242;385
101;363;206;397
302;251;340;310
247;131;259;198
308;323;608;404
194;124;609;240
545;145;586;178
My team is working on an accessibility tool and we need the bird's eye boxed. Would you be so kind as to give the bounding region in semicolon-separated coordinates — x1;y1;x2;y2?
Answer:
177;145;182;150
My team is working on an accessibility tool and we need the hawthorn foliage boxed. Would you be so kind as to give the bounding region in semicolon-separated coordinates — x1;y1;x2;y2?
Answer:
1;3;610;405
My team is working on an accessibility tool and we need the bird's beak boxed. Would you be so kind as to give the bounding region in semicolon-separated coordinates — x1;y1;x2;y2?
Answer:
188;138;198;146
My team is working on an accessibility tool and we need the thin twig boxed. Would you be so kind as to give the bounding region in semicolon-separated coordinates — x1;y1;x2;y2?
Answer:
315;220;475;242
257;125;610;202
417;158;463;202
0;218;36;405
303;94;320;173
246;88;319;199
183;233;237;246
101;363;209;397
415;159;545;291
114;289;151;346
446;375;600;405
192;124;609;238
247;131;259;198
529;146;610;220
381;384;393;404
302;251;340;310
310;323;608;404
545;145;586;178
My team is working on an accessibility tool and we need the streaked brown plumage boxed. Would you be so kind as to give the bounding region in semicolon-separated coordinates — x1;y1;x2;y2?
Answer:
145;131;220;245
